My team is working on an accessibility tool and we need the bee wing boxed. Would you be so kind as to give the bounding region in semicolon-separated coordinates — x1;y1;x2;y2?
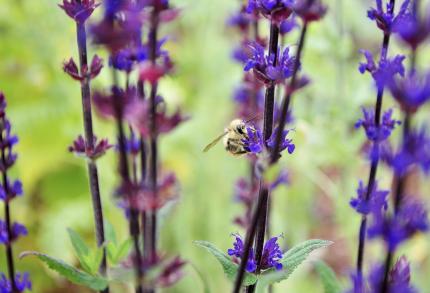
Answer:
203;131;228;152
245;114;262;124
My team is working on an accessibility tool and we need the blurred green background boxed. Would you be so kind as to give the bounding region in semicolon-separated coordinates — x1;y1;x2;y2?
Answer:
1;0;430;292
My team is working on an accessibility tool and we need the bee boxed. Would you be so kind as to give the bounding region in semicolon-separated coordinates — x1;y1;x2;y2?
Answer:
203;116;260;155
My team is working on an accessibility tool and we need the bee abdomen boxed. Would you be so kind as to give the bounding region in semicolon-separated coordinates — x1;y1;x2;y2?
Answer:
225;139;248;155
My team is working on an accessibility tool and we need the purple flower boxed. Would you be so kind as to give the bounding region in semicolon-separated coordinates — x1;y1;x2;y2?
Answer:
358;50;405;89
243;126;264;153
355;108;401;142
386;127;430;175
0;180;23;202
245;42;296;85
109;47;147;72
63;55;104;81
267;127;295;154
68;135;113;160
350;181;389;215
279;16;297;35
246;0;294;23
368;199;428;251
0;221;28;244
59;0;100;23
227;10;251;32
393;8;430;49
367;0;410;33
259;236;284;270
227;234;257;273
14;273;32;292
293;0;327;23
388;71;430;113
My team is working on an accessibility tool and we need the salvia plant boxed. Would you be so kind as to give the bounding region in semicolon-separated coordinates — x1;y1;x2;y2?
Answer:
0;93;31;293
2;0;430;292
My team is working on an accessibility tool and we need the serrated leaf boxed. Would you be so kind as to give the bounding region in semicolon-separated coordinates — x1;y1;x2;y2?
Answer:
114;239;133;264
256;239;332;292
315;261;341;293
20;251;108;291
194;240;257;286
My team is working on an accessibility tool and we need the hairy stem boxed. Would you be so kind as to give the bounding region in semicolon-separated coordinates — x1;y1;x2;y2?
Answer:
75;22;108;292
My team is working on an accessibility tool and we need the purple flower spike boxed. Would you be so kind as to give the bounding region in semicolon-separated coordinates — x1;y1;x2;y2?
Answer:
59;0;100;23
355;108;401;142
0;180;23;202
388;71;430;113
279;16;298;35
350;181;389;215
358;50;405;89
367;0;410;33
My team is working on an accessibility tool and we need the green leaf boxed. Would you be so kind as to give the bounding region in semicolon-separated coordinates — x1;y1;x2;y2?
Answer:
114;239;133;265
104;221;117;245
20;251;108;291
256;239;333;292
90;248;104;275
315;261;341;293
67;228;89;258
194;240;257;286
67;228;93;274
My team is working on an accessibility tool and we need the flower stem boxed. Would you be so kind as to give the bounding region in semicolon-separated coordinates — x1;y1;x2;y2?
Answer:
75;21;108;292
233;22;279;293
270;22;307;163
355;11;395;278
0;125;17;292
111;69;144;293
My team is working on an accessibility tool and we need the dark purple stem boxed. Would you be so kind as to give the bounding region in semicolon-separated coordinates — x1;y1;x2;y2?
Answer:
270;22;307;163
355;0;395;277
0;121;17;292
233;22;279;293
111;69;144;293
75;20;109;292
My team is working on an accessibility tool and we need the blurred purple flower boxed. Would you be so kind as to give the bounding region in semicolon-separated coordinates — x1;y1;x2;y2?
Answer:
246;0;294;23
0;180;23;202
0;272;31;293
388;71;430;113
63;55;104;81
267;127;295;154
68;135;113;160
293;0;327;23
227;10;252;32
358;50;405;89
368;199;428;251
355;108;401;142
279;16;297;35
367;0;410;33
0;221;28;244
156;256;187;288
393;7;430;49
59;0;100;23
350;181;389;215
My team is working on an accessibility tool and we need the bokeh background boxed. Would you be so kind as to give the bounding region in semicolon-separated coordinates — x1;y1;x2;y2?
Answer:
1;0;430;292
